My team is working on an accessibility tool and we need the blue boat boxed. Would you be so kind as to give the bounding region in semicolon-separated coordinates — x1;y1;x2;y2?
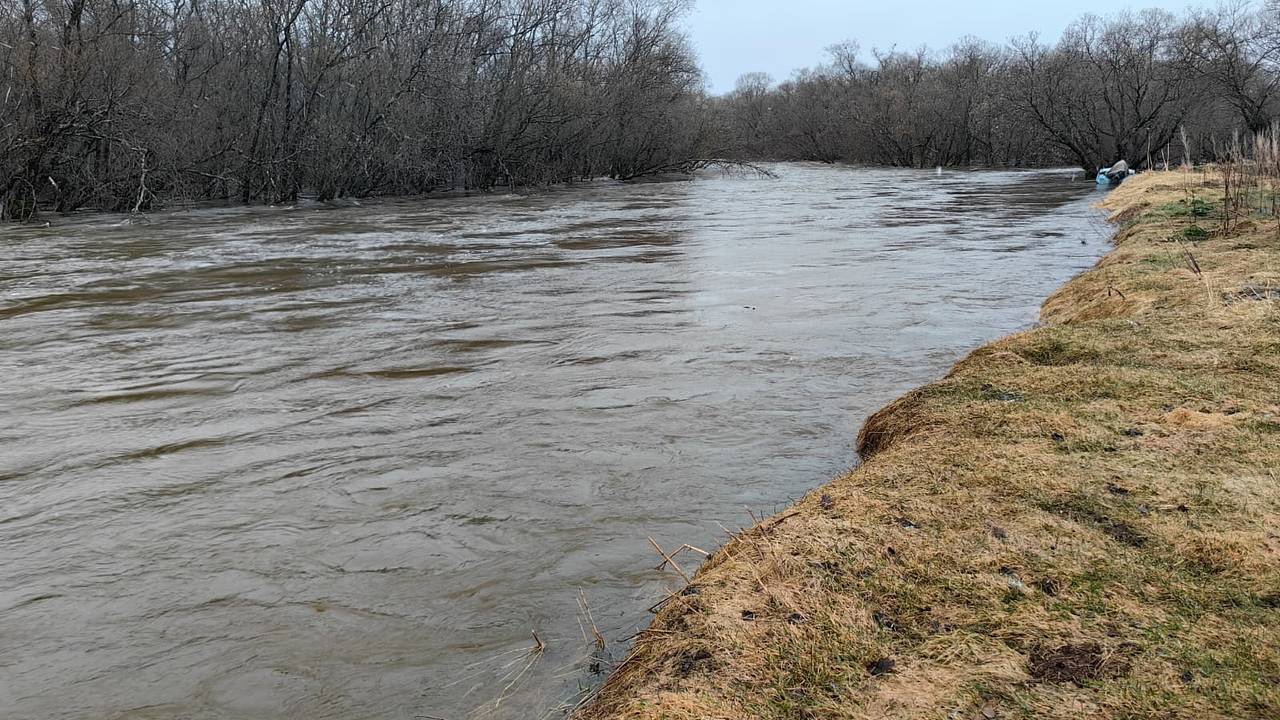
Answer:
1097;160;1131;186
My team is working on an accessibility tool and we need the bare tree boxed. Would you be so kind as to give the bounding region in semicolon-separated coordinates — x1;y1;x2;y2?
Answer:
1180;1;1280;133
1002;11;1201;171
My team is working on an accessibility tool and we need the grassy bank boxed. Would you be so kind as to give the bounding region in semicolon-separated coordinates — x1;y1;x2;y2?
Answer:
580;171;1280;719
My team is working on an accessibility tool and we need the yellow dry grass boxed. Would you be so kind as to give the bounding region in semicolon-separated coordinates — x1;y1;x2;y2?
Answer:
578;171;1280;720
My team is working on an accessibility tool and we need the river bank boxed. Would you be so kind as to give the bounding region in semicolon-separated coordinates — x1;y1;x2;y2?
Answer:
0;166;1112;719
579;171;1280;719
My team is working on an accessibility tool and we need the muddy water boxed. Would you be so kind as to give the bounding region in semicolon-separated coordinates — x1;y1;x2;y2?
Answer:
0;165;1107;719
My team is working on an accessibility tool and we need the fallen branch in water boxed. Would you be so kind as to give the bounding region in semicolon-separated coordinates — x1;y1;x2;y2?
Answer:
619;158;778;181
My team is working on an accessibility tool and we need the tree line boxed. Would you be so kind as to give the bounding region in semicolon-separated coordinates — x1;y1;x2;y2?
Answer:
5;1;1280;220
2;0;713;219
713;3;1280;172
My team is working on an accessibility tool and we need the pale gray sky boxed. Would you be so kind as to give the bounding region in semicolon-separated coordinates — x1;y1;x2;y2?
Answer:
686;0;1200;93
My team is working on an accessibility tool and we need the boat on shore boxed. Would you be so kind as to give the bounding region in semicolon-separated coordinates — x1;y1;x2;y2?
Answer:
1096;159;1133;186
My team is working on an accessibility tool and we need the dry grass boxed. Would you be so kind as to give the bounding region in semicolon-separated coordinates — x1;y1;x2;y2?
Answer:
578;171;1280;720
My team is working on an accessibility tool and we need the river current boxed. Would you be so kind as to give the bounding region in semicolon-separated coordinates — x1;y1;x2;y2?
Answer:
0;164;1108;718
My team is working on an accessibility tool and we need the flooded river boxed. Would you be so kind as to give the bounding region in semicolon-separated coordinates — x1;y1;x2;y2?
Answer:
0;165;1107;719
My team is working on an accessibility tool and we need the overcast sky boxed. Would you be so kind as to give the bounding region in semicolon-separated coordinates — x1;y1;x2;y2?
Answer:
685;0;1200;93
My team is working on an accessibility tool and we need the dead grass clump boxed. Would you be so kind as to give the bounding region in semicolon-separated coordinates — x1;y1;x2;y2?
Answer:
855;390;933;458
1162;408;1235;431
1170;533;1258;577
1107;202;1150;227
1010;328;1106;367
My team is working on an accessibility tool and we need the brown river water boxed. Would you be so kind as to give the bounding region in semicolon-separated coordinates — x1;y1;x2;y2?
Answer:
0;164;1108;719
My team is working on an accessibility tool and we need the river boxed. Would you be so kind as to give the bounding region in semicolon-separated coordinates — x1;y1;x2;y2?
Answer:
0;164;1108;719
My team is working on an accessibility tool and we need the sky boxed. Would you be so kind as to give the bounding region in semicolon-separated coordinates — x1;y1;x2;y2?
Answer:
685;0;1200;93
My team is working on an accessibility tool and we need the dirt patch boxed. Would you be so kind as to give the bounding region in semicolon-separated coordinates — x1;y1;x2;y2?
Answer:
1099;519;1148;547
1044;496;1149;548
1028;642;1132;685
675;648;714;677
1223;283;1280;303
866;657;896;676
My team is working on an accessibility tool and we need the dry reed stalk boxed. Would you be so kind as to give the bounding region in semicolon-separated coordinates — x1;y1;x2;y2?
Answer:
579;590;606;652
647;536;691;584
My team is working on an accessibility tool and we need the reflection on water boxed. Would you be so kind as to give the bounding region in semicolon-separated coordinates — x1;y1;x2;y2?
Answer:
0;165;1108;719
